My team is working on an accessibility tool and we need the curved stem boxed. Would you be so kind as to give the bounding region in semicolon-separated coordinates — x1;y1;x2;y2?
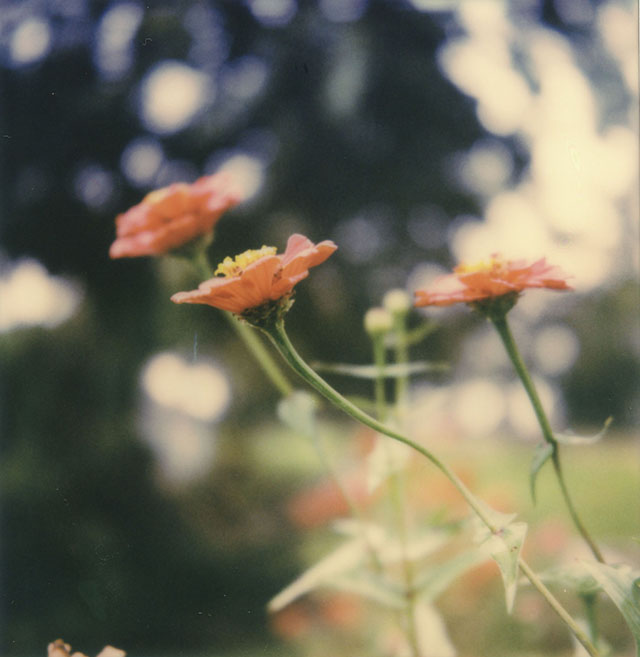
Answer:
226;313;293;396
265;320;495;529
262;319;601;657
491;316;604;563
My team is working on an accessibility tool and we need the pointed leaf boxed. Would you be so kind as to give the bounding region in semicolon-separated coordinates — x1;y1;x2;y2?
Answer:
413;602;457;657
536;562;600;597
579;560;640;653
530;441;554;503
377;531;449;564
332;519;449;564
477;521;528;613
267;537;366;612
555;416;613;446
277;391;317;439
329;571;406;609
310;360;448;379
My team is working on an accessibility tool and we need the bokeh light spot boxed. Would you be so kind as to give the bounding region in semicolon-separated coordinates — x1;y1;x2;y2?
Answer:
0;258;82;332
73;164;115;209
452;379;506;437
142;352;231;422
221;55;269;100
9;18;52;66
94;2;143;80
533;325;580;377
248;0;297;27
120;137;164;187
209;152;266;202
139;61;212;134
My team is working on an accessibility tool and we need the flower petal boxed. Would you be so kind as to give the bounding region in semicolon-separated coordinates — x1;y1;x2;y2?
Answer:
414;256;571;309
110;173;241;258
281;235;337;280
171;256;282;314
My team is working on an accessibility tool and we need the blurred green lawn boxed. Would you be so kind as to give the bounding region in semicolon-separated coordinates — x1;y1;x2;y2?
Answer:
252;420;638;540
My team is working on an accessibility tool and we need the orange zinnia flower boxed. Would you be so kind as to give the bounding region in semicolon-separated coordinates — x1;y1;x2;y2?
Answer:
171;234;337;316
414;254;571;309
109;172;241;258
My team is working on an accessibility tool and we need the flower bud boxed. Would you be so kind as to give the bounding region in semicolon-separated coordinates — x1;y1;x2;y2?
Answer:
382;289;411;316
364;307;393;336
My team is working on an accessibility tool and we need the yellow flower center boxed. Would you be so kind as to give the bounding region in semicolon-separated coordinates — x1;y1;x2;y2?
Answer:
145;188;171;204
214;246;277;277
455;255;505;275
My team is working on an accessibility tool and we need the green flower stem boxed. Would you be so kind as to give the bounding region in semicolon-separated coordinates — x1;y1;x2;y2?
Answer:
392;313;410;415
265;320;493;527
371;331;420;657
189;250;293;397
263;319;601;657
225;313;293;396
491;316;605;563
372;333;388;422
516;559;599;654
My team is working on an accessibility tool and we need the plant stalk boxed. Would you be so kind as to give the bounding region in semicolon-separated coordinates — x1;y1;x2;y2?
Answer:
263;319;601;657
491;316;604;563
371;330;420;657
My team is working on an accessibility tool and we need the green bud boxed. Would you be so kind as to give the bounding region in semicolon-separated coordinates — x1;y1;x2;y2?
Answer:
364;307;393;335
382;288;411;316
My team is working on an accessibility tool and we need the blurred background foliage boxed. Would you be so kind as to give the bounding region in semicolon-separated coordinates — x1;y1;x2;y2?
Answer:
0;0;638;655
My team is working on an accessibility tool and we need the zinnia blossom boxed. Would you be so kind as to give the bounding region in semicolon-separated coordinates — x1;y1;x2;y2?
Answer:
171;233;337;317
109;172;241;258
414;254;572;309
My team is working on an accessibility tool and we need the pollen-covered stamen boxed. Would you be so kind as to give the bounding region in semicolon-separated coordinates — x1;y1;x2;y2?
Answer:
214;246;277;277
144;188;171;204
454;254;507;276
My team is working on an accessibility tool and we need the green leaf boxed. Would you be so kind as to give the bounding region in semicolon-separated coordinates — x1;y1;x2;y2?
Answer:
268;522;450;613
267;537;368;612
328;571;406;609
310;360;448;379
554;416;613;446
579;560;640;654
415;548;492;603
536;562;601;597
277;390;318;439
475;519;528;613
529;441;554;504
413;602;457;657
333;519;450;564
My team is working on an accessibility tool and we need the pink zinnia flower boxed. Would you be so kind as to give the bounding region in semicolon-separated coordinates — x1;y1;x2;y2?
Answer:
414;255;572;308
109;172;241;258
171;234;337;315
